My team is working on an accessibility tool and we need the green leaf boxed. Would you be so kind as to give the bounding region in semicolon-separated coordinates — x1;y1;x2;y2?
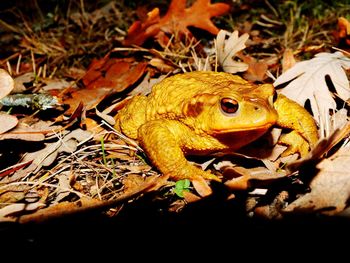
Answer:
174;179;191;198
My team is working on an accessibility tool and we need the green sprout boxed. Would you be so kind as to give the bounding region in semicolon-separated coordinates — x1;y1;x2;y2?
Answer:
174;179;191;198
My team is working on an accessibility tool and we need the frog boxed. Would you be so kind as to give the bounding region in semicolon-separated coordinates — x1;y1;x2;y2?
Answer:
115;71;318;181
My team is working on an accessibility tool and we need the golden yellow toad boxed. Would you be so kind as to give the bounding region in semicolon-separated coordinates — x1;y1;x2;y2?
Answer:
115;71;318;181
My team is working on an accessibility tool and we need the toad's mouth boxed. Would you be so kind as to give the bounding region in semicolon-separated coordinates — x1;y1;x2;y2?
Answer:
210;123;274;149
210;123;274;135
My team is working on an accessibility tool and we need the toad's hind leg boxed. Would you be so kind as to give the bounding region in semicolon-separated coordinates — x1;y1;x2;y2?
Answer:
137;119;220;181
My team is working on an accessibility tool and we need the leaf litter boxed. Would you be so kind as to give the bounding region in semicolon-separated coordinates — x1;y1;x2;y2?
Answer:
1;0;350;224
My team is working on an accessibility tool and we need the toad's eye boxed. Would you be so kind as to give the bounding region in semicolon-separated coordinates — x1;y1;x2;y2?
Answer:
220;98;239;115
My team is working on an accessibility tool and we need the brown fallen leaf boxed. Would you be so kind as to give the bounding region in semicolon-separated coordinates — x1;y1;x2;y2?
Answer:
81;57;146;90
27;129;92;165
0;202;46;221
223;166;286;190
237;54;269;82
0;118;61;141
192;176;213;197
0;112;18;134
17;175;168;224
335;17;350;46
149;58;176;73
0;184;29;206
124;7;161;47
183;191;202;203
284;142;350;215
13;72;34;93
61;57;147;115
282;48;296;73
6;129;92;182
95;108;115;126
0;69;14;99
123;0;230;46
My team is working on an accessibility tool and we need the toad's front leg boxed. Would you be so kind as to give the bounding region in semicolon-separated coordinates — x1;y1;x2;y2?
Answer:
137;119;220;181
274;94;319;157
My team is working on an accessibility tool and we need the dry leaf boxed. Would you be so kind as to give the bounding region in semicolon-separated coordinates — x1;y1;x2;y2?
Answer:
274;52;350;124
0;202;45;221
53;172;72;203
215;30;249;73
238;54;269;82
223;166;286;190
81;58;146;90
0;112;18;134
0;69;14;99
149;58;176;73
13;72;35;93
336;17;350;46
287;120;350;174
129;73;166;97
17;175;168;224
282;48;296;73
61;57;147;115
0;184;29;204
284;141;350;215
0;119;61;141
41;78;71;91
95;108;115;126
123;7;160;46
123;0;230;46
0;160;32;178
191;176;213;197
190;50;212;71
13;129;92;179
17;199;101;224
183;191;202;203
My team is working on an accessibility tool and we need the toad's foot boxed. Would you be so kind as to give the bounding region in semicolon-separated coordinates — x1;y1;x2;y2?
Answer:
279;130;310;158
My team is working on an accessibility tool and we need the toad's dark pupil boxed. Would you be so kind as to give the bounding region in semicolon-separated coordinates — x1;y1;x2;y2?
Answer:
221;98;238;114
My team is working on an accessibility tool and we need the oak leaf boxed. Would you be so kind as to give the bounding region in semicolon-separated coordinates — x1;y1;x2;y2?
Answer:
274;52;350;124
215;30;249;73
123;0;230;46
